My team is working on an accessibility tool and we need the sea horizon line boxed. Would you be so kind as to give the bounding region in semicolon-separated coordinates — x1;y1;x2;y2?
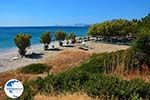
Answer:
0;25;90;28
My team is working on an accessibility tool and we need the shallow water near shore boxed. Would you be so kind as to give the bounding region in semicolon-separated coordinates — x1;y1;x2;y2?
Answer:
0;26;88;50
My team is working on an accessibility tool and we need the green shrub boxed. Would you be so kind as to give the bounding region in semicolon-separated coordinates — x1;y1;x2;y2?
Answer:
40;32;51;50
14;33;31;57
55;31;66;41
55;31;66;46
18;82;33;100
29;70;150;99
22;50;150;99
84;74;150;99
21;63;49;74
69;32;76;43
132;31;150;66
131;93;142;100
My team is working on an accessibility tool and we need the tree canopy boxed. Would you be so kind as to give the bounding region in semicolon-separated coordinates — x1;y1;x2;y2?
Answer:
69;32;76;40
132;30;150;67
40;32;51;50
55;31;66;41
68;32;76;43
14;33;31;57
88;19;138;37
138;13;150;32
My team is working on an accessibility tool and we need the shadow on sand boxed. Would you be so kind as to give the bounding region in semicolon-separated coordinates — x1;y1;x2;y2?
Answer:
25;48;62;59
25;52;44;59
46;48;63;51
62;45;74;48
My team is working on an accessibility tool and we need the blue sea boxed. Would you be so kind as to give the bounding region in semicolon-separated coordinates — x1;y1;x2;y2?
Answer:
0;26;88;50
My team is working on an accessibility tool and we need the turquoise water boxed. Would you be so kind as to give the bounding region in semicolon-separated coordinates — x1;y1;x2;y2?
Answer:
0;26;88;50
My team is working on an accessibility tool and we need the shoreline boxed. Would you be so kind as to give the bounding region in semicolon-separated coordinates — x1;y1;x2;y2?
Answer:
0;41;61;73
0;41;129;73
0;41;59;57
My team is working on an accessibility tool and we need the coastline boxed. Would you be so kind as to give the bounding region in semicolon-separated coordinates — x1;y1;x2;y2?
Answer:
0;41;59;58
0;41;61;73
0;41;129;73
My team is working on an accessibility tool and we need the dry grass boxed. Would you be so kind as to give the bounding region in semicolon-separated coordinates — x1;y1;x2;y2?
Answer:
34;93;94;100
44;50;91;73
0;50;91;100
115;71;150;83
110;65;150;83
88;42;129;53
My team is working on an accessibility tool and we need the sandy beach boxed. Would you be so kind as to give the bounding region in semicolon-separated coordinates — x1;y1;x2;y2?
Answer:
0;42;60;73
0;41;129;73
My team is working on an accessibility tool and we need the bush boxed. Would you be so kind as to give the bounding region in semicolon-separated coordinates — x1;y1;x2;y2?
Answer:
69;32;76;44
21;50;150;99
132;31;150;66
14;33;31;57
84;75;150;99
21;63;50;74
18;82;33;100
55;31;66;46
55;31;66;41
29;68;150;99
40;32;51;50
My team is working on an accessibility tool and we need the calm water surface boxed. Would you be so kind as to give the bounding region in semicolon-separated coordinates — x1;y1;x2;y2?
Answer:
0;26;88;51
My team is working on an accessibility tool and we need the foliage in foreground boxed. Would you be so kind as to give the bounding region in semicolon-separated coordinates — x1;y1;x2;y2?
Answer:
21;63;50;74
17;49;150;100
14;33;31;57
132;31;150;67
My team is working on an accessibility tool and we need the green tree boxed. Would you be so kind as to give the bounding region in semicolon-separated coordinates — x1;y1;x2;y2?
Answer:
69;32;76;43
14;33;31;57
55;31;66;46
88;19;138;37
88;25;98;37
40;32;51;50
138;13;150;32
132;30;150;66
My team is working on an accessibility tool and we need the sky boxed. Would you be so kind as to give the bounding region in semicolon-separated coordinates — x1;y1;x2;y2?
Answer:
0;0;150;26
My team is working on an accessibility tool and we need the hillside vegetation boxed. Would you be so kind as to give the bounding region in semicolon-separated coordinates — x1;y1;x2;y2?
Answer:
14;40;150;100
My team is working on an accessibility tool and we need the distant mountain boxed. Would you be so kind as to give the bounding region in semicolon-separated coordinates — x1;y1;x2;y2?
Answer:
54;24;91;27
73;23;90;27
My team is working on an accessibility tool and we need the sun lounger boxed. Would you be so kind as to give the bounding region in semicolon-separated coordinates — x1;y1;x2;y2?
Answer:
48;45;61;51
63;44;74;47
12;56;19;60
48;47;60;51
78;46;88;51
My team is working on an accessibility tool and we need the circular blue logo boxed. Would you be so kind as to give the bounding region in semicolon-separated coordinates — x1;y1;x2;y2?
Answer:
4;79;24;98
